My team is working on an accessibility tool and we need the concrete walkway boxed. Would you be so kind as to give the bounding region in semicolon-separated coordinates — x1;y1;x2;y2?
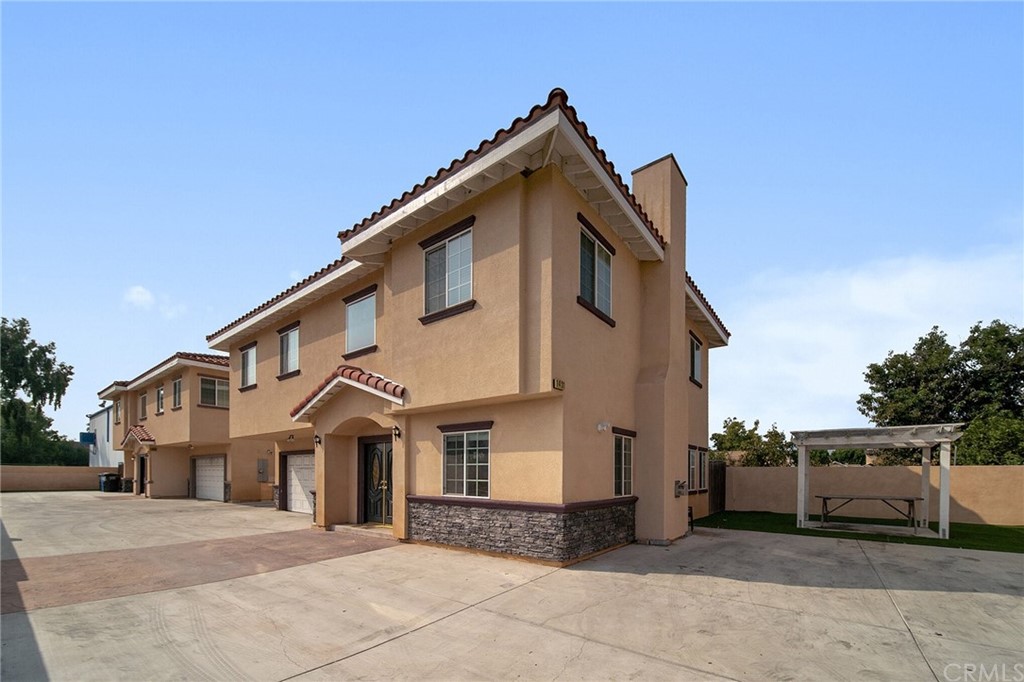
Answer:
2;492;1021;681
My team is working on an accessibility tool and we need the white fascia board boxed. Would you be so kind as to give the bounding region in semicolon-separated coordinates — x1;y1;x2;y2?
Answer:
208;259;366;351
337;375;405;406
127;359;227;391
292;374;404;423
556;116;665;262
686;285;729;346
98;384;126;400
341;111;563;256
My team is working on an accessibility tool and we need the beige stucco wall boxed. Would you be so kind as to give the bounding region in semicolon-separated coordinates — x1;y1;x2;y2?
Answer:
726;465;1024;526
227;440;271;502
1;466;119;492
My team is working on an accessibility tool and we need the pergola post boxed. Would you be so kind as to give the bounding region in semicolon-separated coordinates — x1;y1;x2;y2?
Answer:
919;446;931;529
796;444;809;528
939;441;951;539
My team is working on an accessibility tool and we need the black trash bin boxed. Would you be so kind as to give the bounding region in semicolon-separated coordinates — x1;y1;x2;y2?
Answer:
121;478;134;493
98;473;121;492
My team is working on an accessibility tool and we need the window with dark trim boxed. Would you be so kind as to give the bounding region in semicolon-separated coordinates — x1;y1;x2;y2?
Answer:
690;333;703;386
278;323;299;377
345;286;376;354
577;214;615;326
200;377;230;408
171;378;182;409
688;447;698;492
114;400;121;424
443;429;489;498
241;342;257;389
421;216;475;318
155;386;164;414
139;393;148;420
698;449;708;490
614;434;633;496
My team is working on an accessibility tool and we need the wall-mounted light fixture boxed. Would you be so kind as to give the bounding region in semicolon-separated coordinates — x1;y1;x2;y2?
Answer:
188;444;194;450
596;422;610;433
313;434;322;447
392;425;401;439
287;434;295;443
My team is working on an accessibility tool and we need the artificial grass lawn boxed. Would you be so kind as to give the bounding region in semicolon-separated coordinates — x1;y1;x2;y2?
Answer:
694;511;1024;554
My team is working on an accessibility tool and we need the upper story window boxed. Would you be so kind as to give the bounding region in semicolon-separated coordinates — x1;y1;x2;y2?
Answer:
240;342;257;388
440;422;491;498
155;386;164;414
278;323;299;378
114;400;122;424
171;377;182;409
139;393;148;420
690;333;703;387
345;288;376;354
614;432;633;496
577;213;615;326
200;377;230;408
420;216;475;321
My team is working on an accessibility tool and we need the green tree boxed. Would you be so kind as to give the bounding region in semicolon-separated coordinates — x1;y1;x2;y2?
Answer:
857;320;1024;465
1;317;81;465
711;418;797;466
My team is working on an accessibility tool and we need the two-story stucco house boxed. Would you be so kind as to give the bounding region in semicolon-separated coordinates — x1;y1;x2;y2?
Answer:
98;352;268;502
207;89;729;562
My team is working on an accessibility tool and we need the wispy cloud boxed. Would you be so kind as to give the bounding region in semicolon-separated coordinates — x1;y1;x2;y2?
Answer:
709;249;1023;434
122;285;187;320
289;270;304;283
123;285;155;309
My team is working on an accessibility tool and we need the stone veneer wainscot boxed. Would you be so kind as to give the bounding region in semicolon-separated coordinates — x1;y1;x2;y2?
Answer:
407;495;637;563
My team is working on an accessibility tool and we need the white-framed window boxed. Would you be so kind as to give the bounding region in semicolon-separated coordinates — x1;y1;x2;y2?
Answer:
171;377;182;408
139;393;148;419
155;386;164;414
688;447;698;492
690;333;703;385
114;400;122;424
579;226;613;318
241;343;257;387
614;434;633;496
425;229;472;315
279;325;299;376
699;450;708;490
346;292;376;353
443;430;489;498
200;377;230;408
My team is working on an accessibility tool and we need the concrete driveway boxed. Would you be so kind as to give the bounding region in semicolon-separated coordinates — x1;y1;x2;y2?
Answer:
2;492;1021;681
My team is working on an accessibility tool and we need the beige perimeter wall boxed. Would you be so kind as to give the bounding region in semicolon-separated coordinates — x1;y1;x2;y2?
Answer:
726;466;1024;526
2;465;120;492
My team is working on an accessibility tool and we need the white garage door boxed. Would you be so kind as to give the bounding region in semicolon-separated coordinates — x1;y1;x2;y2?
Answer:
195;456;226;501
287;454;315;514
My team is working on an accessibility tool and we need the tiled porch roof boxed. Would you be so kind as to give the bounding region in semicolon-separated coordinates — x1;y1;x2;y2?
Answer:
291;365;406;422
685;272;730;338
121;424;155;447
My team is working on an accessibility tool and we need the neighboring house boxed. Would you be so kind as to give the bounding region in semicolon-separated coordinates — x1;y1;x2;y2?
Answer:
86;404;121;468
98;352;268;502
206;89;729;562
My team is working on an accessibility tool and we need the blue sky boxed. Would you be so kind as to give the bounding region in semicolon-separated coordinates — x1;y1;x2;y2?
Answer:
3;2;1022;440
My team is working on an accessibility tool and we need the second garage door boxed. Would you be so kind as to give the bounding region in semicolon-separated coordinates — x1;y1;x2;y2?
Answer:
286;453;315;514
195;456;226;501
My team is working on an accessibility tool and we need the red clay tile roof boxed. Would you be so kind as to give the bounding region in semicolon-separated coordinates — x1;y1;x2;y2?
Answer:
121;424;155;447
291;365;406;419
339;88;665;249
206;258;349;343
686;272;730;338
173;352;229;367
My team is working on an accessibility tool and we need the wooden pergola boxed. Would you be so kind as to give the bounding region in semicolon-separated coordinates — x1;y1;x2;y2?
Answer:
790;424;964;539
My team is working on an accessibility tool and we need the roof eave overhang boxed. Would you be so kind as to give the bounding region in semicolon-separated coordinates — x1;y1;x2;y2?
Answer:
126;358;227;391
341;110;664;264
207;260;371;351
791;423;965;449
686;285;729;348
98;383;127;400
292;374;405;423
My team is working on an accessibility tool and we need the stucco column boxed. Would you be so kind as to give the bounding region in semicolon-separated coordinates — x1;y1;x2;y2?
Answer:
796;445;809;528
391;416;409;540
939;441;951;539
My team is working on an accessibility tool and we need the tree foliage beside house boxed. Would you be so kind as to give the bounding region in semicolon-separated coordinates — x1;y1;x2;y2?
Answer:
858;320;1023;465
1;317;86;465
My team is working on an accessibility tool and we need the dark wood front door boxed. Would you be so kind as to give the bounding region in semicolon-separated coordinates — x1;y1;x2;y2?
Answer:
363;440;392;525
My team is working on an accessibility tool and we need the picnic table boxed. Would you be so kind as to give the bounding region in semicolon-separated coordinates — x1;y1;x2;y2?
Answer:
815;494;923;530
